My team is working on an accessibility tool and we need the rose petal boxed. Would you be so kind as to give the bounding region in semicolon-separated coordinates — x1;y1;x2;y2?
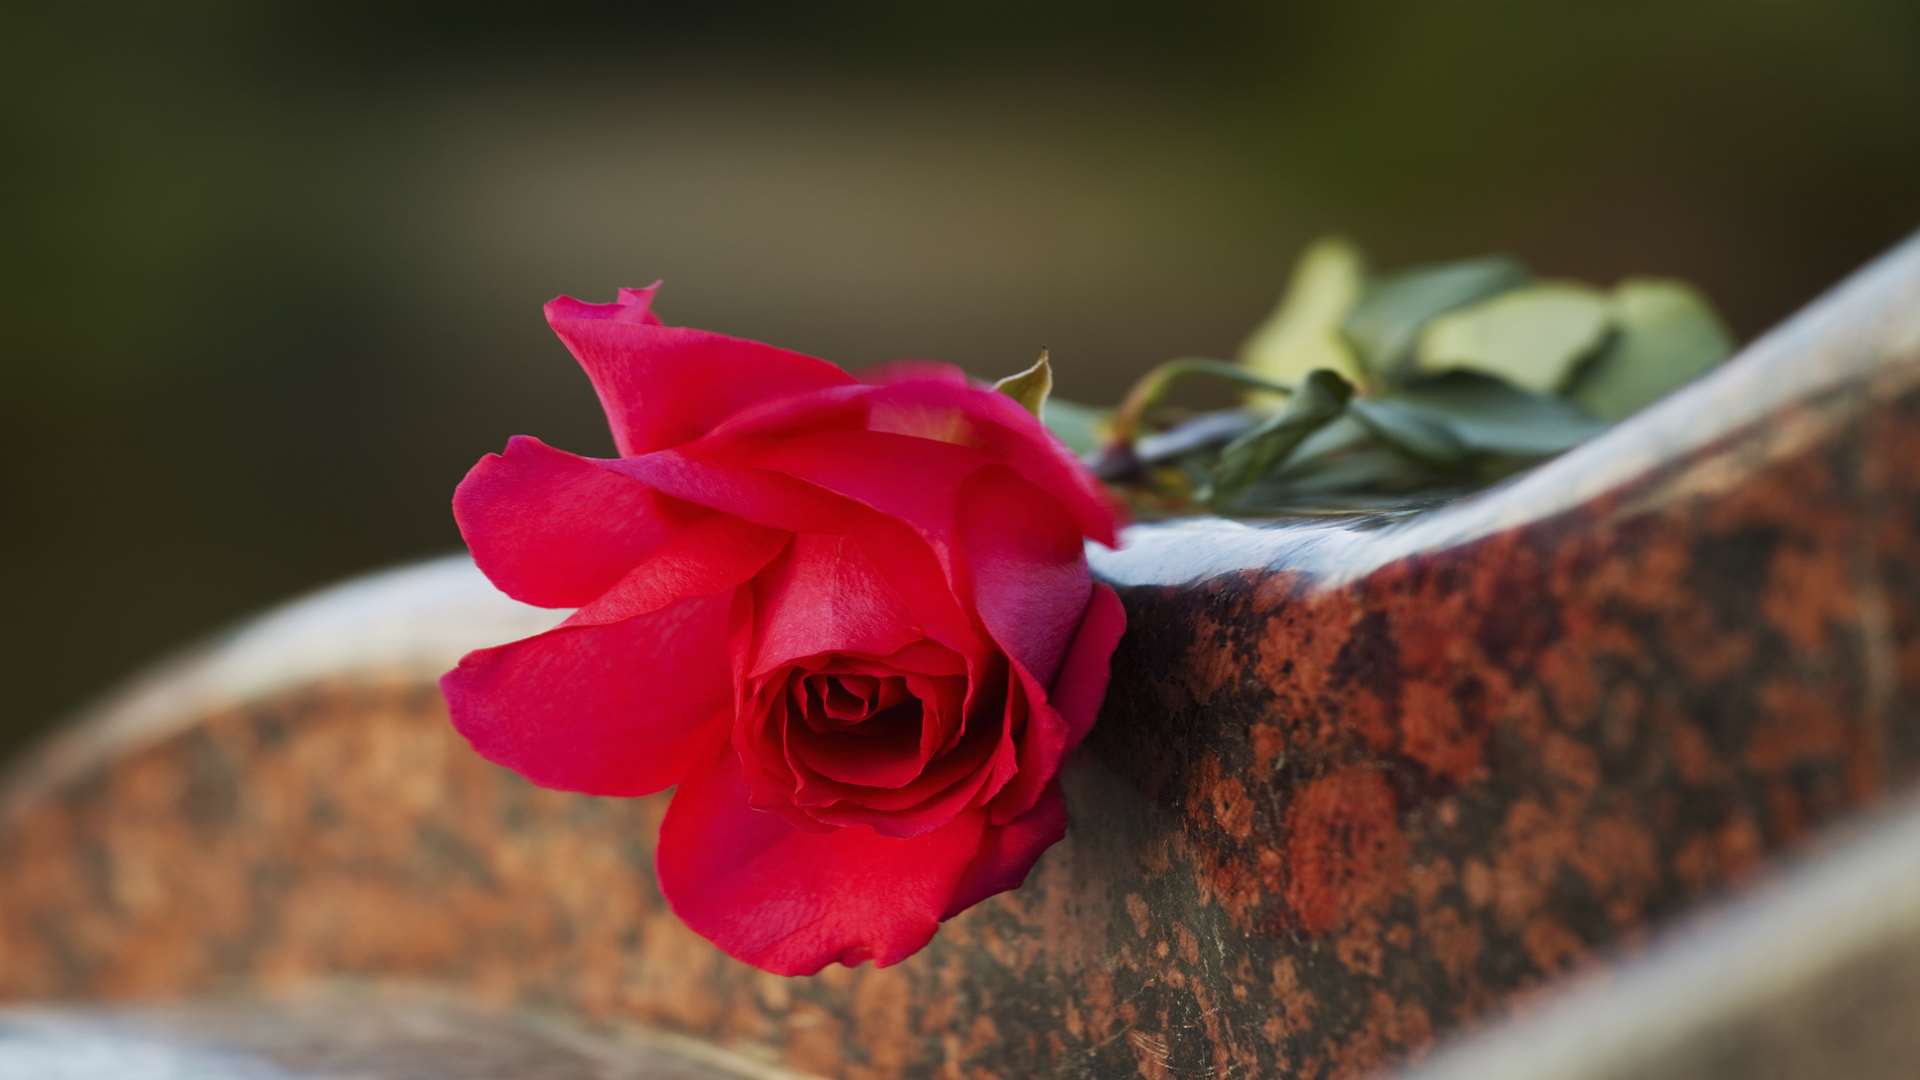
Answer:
445;513;781;796
566;514;788;628
944;780;1069;918
910;670;969;761
867;378;1123;548
787;659;1016;839
802;673;900;726
956;466;1093;686
743;524;983;675
657;405;985;640
443;593;735;797
801;714;1014;838
689;374;1123;549
736;677;811;823
658;753;990;975
986;584;1123;823
745;427;989;576
546;293;856;456
605;449;850;533
843;517;986;661
701;383;876;446
453;435;689;608
545;282;665;327
748;533;927;676
788;645;967;679
785;707;925;789
1043;581;1127;751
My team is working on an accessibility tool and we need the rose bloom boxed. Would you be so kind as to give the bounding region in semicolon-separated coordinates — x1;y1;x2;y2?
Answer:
443;286;1125;975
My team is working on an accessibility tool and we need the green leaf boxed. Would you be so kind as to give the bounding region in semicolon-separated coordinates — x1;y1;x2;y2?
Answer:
1260;414;1435;496
1042;397;1108;457
1272;411;1373;471
1388;374;1606;457
1239;237;1368;396
1108;357;1294;445
1565;278;1734;421
1206;368;1354;503
1254;446;1436;499
1343;255;1529;379
994;350;1053;418
1414;282;1613;392
1348;397;1469;464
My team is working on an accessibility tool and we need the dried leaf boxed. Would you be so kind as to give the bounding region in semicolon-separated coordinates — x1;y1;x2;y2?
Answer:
1239;237;1368;396
1566;278;1733;420
1415;282;1613;392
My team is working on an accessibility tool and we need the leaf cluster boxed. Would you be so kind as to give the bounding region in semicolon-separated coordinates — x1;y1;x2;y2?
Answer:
1011;238;1735;516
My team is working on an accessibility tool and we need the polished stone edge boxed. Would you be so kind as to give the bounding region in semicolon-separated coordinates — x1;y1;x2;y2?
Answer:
1407;791;1920;1080
0;557;557;825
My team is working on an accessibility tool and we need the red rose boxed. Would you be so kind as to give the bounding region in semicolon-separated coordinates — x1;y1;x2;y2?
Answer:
443;285;1126;975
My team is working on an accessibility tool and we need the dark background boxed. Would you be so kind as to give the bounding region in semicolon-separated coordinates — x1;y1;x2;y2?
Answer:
4;1;1917;757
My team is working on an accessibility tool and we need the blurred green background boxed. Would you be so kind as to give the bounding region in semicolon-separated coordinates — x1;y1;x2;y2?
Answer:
4;0;1917;758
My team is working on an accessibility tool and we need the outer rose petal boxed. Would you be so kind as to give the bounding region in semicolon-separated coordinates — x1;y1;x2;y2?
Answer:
1046;582;1127;750
745;427;988;566
658;753;991;975
989;583;1127;822
546;293;856;456
685;371;1123;549
443;519;783;797
605;450;852;534
545;283;666;326
454;435;686;608
944;780;1069;918
567;514;788;628
956;466;1093;686
444;594;735;797
867;378;1123;548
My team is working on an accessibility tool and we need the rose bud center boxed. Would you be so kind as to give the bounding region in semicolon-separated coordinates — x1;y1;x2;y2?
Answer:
793;672;915;735
737;644;1003;837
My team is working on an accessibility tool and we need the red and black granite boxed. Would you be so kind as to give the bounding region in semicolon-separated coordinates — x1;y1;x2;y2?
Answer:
3;239;1918;1078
